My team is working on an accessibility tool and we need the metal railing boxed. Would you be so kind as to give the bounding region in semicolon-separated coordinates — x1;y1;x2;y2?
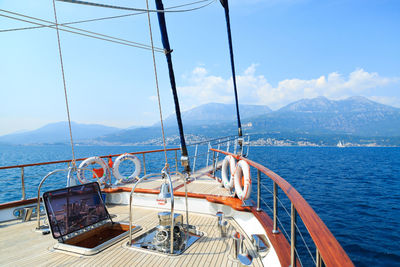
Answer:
186;134;250;173
210;148;354;267
0;148;180;202
0;136;249;203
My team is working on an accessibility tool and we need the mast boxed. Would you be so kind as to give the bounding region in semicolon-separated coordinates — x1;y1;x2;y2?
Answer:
220;0;243;141
154;0;190;173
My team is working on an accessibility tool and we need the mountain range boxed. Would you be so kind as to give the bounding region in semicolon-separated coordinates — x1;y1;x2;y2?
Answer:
1;96;399;145
246;96;400;136
0;122;120;145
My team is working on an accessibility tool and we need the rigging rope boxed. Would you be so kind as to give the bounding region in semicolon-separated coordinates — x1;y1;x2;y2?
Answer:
145;0;169;167
1;0;215;33
51;0;77;167
56;0;216;13
0;12;145;33
0;9;164;52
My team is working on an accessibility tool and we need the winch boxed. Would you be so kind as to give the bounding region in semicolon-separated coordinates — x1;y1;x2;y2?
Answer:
152;212;185;253
128;171;203;255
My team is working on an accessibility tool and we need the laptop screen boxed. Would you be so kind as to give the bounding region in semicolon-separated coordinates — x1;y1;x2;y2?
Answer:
43;182;109;239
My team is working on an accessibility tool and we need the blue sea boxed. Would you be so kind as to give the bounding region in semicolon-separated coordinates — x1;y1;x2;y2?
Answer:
0;144;399;266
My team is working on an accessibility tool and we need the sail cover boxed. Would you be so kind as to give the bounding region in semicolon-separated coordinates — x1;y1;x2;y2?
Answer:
43;182;110;239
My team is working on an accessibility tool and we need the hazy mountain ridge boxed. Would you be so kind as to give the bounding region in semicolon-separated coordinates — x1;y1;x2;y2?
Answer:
279;96;398;113
246;96;400;136
0;122;120;145
1;97;399;145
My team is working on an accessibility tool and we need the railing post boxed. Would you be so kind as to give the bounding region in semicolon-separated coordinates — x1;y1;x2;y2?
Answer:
234;138;237;154
273;182;279;234
215;144;220;170
246;135;250;156
142;153;147;176
290;203;297;267
226;140;230;152
316;248;322;267
175;150;178;172
192;144;198;173
21;167;26;200
257;170;261;211
206;142;211;167
212;151;216;177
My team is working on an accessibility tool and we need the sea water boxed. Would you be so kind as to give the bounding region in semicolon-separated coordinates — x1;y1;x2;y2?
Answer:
0;144;399;266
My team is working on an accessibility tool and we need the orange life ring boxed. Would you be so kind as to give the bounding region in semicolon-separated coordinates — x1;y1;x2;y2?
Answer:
234;160;251;200
77;156;111;185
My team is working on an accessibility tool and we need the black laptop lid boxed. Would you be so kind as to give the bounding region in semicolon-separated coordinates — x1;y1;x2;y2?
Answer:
43;182;109;239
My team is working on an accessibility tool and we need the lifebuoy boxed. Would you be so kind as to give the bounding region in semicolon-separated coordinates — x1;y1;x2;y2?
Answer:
77;156;111;185
234;160;252;200
221;155;236;190
112;153;141;183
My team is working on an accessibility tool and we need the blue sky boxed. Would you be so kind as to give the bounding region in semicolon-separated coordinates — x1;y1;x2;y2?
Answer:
1;0;399;135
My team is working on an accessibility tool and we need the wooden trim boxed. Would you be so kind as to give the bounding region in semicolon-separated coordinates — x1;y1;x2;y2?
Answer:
102;187;251;211
251;207;299;267
0;147;180;170
211;148;354;267
205;195;251;212
0;198;37;209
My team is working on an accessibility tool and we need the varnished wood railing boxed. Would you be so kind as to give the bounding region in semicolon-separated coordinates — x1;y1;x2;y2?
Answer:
210;148;354;267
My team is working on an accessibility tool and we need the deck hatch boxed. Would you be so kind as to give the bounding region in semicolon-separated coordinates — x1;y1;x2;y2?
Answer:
43;182;110;240
43;182;141;255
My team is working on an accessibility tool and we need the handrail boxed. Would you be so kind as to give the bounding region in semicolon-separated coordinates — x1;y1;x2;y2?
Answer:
186;134;240;146
0;147;180;170
210;148;354;267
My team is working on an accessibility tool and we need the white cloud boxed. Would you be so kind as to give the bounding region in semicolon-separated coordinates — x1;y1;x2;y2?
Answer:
177;65;399;110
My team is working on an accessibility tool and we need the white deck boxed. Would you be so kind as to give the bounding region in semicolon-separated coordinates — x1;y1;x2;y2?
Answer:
0;165;280;266
0;205;263;266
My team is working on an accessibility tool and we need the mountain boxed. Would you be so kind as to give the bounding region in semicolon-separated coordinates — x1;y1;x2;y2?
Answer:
163;103;271;126
98;103;270;144
279;96;398;113
2;97;399;145
98;97;400;145
245;96;400;136
0;122;120;144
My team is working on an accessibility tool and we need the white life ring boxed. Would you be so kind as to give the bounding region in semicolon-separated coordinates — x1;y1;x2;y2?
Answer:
234;160;252;200
112;153;141;183
221;155;236;190
77;156;111;185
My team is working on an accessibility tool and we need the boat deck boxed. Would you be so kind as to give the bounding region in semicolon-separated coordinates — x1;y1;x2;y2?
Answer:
0;204;262;266
0;165;266;266
117;162;232;198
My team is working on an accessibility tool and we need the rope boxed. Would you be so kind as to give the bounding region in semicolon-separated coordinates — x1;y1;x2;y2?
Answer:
1;0;215;33
0;12;146;33
145;0;168;166
0;9;163;52
56;0;216;13
51;0;77;167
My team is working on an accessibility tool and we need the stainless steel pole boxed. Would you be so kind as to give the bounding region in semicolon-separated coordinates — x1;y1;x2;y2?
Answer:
290;203;297;267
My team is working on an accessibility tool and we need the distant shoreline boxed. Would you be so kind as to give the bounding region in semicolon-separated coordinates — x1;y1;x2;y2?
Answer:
1;143;399;148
